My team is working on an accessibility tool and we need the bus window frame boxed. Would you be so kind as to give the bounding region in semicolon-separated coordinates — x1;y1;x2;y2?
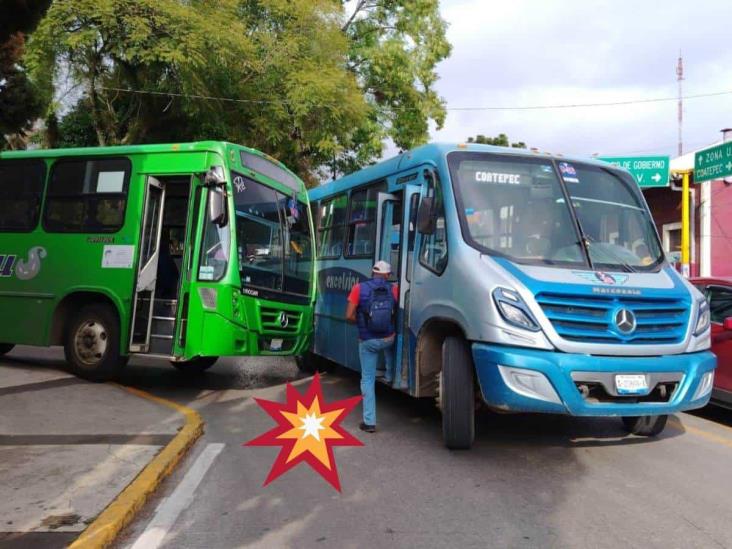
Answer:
316;193;347;260
405;192;421;283
0;158;46;233
418;169;448;276
42;156;132;234
344;179;386;260
197;186;231;283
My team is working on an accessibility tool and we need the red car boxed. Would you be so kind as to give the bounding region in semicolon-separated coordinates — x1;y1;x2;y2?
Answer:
691;277;732;408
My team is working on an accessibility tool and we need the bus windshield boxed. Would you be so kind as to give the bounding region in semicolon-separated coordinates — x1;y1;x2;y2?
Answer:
232;172;313;295
447;152;664;271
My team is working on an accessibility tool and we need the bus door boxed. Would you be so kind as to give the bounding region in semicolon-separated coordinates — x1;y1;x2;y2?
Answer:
375;186;418;391
130;177;166;352
170;176;204;359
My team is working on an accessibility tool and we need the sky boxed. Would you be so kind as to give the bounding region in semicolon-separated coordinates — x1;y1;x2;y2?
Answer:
429;0;732;159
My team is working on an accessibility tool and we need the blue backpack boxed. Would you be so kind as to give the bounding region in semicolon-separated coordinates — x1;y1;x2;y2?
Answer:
363;279;395;335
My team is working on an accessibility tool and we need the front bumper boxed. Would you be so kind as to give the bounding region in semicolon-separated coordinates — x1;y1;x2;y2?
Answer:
472;343;716;416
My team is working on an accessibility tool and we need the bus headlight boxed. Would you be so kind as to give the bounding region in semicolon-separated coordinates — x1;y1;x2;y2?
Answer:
693;299;710;336
492;287;540;332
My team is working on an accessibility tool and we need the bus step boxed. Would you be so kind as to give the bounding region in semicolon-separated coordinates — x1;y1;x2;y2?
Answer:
151;317;176;337
153;299;178;317
149;334;174;355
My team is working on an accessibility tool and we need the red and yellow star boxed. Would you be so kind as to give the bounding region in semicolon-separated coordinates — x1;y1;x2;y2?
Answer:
244;373;363;491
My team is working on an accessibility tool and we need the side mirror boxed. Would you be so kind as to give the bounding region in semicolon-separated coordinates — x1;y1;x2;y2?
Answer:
208;186;228;227
416;196;436;234
204;166;226;186
724;317;732;331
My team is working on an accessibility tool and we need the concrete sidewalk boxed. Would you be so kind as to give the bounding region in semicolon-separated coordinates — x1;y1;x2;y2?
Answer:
0;346;184;548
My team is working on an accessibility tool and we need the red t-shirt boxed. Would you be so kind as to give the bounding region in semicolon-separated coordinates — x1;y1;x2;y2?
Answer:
348;281;399;305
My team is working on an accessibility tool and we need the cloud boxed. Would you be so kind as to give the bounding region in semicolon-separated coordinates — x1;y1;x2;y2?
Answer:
432;0;732;158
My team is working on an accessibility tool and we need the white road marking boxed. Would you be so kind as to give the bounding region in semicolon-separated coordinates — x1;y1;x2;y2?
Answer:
130;443;225;549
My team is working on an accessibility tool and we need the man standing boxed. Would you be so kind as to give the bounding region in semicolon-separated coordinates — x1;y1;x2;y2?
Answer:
346;260;398;433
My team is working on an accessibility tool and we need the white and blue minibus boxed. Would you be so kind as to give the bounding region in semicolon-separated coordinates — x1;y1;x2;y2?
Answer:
304;143;715;448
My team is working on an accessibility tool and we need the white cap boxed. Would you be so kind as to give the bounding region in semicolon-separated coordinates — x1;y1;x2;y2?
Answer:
372;260;392;274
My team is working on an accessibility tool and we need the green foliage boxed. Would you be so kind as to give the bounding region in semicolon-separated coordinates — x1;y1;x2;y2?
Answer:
0;0;51;148
27;0;451;182
55;100;97;148
340;0;451;175
467;133;527;149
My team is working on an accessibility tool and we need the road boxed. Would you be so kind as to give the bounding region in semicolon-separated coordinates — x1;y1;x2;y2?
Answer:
102;353;732;549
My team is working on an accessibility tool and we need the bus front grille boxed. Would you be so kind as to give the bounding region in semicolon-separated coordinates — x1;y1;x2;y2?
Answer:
259;306;302;334
535;292;690;345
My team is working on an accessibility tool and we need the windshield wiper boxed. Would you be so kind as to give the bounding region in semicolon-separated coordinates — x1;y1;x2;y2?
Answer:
572;215;637;273
582;233;637;273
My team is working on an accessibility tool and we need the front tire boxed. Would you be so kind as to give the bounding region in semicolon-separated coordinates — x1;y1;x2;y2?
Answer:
0;343;14;356
440;336;475;449
171;356;217;374
64;304;124;382
621;414;668;437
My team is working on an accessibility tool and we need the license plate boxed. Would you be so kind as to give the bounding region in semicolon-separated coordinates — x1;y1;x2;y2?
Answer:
615;374;648;395
270;338;283;351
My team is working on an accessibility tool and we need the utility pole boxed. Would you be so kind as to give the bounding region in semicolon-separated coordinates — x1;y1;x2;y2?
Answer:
676;53;684;156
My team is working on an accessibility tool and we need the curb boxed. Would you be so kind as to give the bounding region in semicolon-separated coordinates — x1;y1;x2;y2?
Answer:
69;384;204;549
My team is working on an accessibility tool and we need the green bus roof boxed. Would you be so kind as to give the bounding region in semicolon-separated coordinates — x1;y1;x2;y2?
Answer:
0;140;231;159
1;140;305;192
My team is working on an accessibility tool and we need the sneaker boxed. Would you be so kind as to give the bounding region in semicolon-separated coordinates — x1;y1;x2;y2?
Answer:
359;422;376;433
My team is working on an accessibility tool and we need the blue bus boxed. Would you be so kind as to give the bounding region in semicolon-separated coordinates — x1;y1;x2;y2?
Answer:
305;143;715;448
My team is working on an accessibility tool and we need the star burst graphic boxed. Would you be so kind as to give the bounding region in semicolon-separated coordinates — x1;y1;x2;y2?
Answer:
244;373;363;491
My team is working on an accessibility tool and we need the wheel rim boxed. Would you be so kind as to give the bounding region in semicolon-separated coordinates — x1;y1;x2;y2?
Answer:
73;319;108;367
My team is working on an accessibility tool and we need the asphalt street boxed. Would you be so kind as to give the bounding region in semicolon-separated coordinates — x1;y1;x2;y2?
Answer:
107;354;732;549
5;348;732;549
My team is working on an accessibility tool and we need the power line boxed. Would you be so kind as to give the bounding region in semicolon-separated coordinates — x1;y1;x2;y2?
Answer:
448;89;732;112
99;86;732;112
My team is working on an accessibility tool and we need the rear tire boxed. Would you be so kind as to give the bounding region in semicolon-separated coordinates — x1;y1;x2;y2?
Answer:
0;344;14;356
621;414;668;437
440;336;475;449
171;356;217;374
64;304;124;382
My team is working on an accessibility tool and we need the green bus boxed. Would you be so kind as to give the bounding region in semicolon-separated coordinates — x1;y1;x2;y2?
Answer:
0;141;315;380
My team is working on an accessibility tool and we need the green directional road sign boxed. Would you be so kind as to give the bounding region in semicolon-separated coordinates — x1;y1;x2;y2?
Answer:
598;155;670;188
694;142;732;183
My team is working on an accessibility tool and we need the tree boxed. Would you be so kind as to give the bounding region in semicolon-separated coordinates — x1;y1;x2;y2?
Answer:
338;0;451;176
27;0;451;182
0;0;51;148
467;133;527;149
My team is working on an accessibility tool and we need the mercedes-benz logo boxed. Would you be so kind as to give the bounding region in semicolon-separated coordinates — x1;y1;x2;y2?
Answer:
614;308;636;334
278;311;289;329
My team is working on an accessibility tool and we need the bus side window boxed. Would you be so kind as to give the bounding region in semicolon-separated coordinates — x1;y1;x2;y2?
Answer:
0;160;45;232
406;193;420;282
317;194;347;259
346;181;385;258
199;188;231;281
419;172;448;274
43;157;130;233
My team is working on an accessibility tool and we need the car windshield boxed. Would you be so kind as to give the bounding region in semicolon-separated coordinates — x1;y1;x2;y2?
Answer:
232;172;313;295
447;152;663;271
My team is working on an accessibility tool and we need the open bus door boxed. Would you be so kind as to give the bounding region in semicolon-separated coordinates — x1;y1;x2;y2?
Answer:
130;177;166;352
375;184;420;391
